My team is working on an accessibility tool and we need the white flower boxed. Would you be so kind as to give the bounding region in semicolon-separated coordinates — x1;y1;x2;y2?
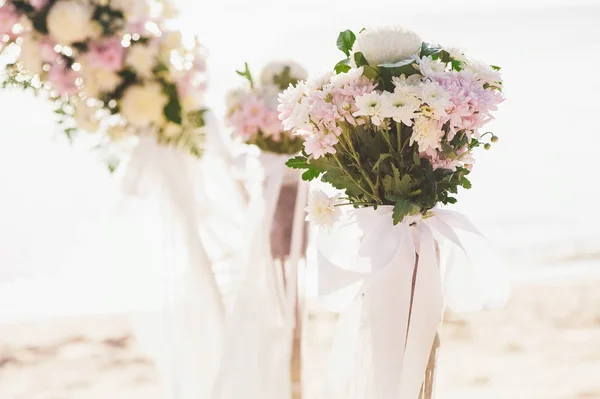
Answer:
19;34;43;76
180;93;204;112
445;47;468;64
278;82;310;131
120;82;168;128
107;124;131;141
163;122;181;138
305;190;342;229
161;31;183;53
80;63;122;98
46;0;93;45
383;90;421;126
330;67;364;87
352;26;422;66
73;100;100;132
410;116;444;152
353;91;389;126
260;60;308;86
160;0;179;19
417;55;446;77
418;80;451;119
126;43;158;79
111;0;150;21
463;60;502;86
307;70;333;90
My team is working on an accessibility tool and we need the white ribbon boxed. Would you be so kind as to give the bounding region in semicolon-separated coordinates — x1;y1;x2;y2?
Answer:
318;206;483;399
121;131;224;399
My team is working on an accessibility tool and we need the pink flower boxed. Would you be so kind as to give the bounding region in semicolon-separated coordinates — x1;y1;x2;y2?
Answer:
227;91;287;143
48;64;80;96
0;3;20;38
40;37;59;63
29;0;50;11
86;37;125;72
304;133;337;159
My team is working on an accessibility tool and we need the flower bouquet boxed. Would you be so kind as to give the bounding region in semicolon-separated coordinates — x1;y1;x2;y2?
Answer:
216;61;310;399
0;0;207;159
280;27;504;398
1;1;223;398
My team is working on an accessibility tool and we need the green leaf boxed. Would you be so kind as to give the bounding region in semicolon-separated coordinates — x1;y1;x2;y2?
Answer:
392;199;420;225
413;151;421;166
378;58;415;69
362;65;378;80
335;58;351;74
163;83;182;124
446;197;457;204
490;65;501;71
286;156;309;169
302;168;322;181
235;62;254;88
461;176;472;189
353;52;369;67
420;42;441;57
372;153;390;171
336;30;356;57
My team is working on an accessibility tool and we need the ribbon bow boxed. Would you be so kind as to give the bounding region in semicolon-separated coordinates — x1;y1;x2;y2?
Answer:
317;206;482;399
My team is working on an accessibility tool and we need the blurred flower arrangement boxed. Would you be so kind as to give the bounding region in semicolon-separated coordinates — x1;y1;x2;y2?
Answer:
226;61;307;155
280;27;504;226
0;0;207;160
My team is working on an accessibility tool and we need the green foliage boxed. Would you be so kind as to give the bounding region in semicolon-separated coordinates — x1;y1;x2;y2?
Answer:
336;30;356;57
236;62;254;88
272;66;297;90
335;59;351;74
163;82;182;124
353;52;369;67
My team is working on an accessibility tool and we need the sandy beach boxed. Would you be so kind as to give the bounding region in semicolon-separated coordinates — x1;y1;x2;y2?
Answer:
1;279;599;399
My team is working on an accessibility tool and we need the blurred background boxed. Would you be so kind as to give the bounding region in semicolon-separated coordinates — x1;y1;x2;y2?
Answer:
1;0;599;398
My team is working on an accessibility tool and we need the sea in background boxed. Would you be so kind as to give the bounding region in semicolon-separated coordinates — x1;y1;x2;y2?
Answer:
0;1;599;322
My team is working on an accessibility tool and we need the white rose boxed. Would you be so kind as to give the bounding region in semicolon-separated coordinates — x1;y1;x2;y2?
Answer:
80;62;122;98
46;0;93;45
260;60;308;87
353;26;422;66
163;122;181;138
111;0;150;21
126;43;158;79
120;82;168;128
181;93;203;112
107;124;131;141
19;34;43;76
74;100;100;132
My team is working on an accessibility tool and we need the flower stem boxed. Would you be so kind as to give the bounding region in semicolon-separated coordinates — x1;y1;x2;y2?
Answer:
332;153;380;203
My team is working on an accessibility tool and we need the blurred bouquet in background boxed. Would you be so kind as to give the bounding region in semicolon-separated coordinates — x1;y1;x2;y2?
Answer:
226;61;307;155
281;27;504;226
0;0;207;159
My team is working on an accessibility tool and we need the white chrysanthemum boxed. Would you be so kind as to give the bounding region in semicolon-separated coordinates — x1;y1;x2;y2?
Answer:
278;82;310;131
417;55;447;77
19;34;43;76
46;0;93;44
305;190;342;229
80;63;122;98
74;100;100;132
330;67;364;87
126;43;158;79
353;27;422;66
353;91;389;126
445;47;468;64
120;82;168;127
111;0;150;21
463;60;502;86
383;91;421;126
410;116;444;152
260;60;308;86
307;70;333;90
419;81;451;119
